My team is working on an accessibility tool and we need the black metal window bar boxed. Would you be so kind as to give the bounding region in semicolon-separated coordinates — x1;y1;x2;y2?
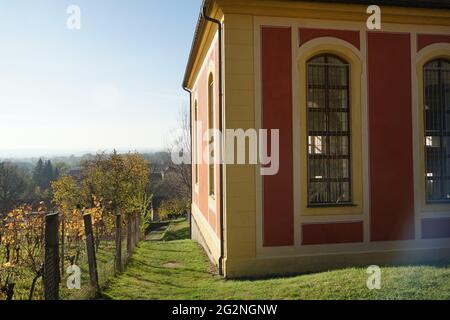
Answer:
307;54;352;206
424;59;450;203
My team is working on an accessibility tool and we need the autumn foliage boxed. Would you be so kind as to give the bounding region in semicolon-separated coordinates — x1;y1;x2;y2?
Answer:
0;152;151;300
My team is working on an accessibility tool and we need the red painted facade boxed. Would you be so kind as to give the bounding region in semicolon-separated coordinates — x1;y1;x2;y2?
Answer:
368;32;416;242
192;37;221;237
262;27;294;247
261;28;450;246
184;0;450;278
417;34;450;51
302;222;364;245
299;28;360;49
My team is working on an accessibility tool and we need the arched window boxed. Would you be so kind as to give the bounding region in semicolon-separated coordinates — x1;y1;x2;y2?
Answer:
307;54;351;206
194;100;199;186
208;73;215;198
424;58;450;202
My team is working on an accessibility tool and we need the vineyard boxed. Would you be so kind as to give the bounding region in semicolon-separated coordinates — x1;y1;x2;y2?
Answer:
0;152;150;300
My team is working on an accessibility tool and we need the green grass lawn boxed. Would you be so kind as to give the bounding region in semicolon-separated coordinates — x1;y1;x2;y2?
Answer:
101;220;450;300
161;218;190;242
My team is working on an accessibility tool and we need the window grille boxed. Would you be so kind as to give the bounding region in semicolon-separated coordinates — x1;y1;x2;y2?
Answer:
307;54;352;206
424;59;450;203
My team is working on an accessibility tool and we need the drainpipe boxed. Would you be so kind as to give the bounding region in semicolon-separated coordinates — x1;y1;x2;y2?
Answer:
202;2;225;276
182;86;193;241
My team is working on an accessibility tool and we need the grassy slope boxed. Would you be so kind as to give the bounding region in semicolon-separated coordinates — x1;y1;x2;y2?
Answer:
102;220;450;300
161;218;190;242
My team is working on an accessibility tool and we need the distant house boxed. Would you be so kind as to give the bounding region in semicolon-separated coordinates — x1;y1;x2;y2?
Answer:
183;0;450;278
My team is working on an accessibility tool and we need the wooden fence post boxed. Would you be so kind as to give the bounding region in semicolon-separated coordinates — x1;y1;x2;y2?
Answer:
115;211;122;273
137;213;142;242
127;213;132;257
130;214;134;252
83;213;99;292
133;213;137;248
133;213;138;248
60;213;65;280
44;213;59;300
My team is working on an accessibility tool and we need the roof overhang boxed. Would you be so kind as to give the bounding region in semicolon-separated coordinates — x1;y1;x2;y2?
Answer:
182;0;450;89
182;0;214;90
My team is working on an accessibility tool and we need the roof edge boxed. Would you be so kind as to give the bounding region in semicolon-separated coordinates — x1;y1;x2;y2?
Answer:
300;0;450;10
183;0;213;89
182;0;450;89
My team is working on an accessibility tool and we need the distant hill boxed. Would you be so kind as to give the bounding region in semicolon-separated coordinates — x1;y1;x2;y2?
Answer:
11;161;35;172
1;150;170;170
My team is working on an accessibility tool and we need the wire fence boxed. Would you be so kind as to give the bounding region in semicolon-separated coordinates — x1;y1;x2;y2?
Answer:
1;209;142;300
1;208;46;300
48;210;142;300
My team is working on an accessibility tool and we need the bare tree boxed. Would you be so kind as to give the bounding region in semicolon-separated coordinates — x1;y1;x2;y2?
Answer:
167;106;192;199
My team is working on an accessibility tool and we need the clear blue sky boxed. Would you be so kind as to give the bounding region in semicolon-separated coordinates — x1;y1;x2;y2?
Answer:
0;0;201;157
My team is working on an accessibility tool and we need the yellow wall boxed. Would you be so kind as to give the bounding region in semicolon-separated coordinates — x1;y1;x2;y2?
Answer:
222;14;258;269
217;0;450;26
186;0;450;278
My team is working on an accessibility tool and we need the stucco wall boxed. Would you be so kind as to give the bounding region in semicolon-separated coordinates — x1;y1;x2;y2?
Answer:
219;6;450;277
222;14;258;268
187;1;450;277
191;29;222;264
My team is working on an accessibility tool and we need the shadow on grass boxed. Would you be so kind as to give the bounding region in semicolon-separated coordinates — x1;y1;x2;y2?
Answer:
145;221;170;234
223;260;450;282
162;226;190;242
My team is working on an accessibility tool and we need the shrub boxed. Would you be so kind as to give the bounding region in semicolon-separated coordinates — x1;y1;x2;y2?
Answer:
158;199;188;221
